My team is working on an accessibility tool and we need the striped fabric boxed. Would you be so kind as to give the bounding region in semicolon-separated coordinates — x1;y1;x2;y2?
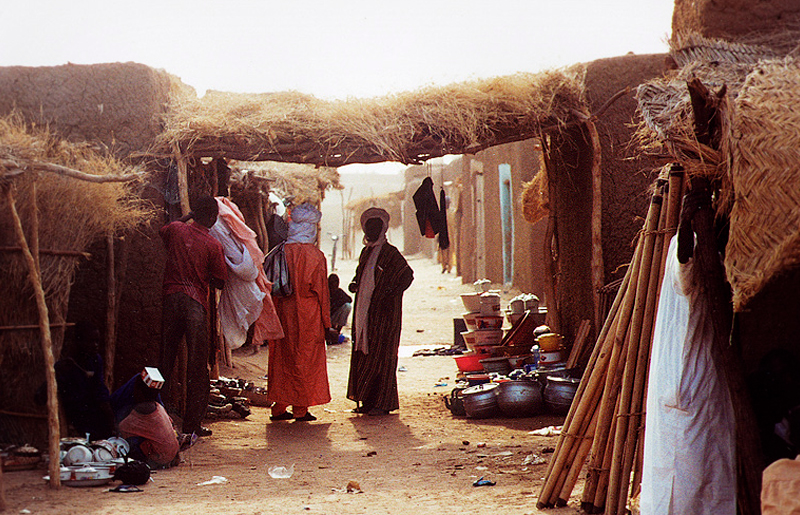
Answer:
346;244;413;412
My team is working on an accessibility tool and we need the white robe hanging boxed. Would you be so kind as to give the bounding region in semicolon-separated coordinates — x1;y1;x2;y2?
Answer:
640;236;736;515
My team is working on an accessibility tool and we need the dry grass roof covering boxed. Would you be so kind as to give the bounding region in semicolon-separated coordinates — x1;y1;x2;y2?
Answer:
345;190;404;228
229;160;341;206
636;32;800;311
154;71;585;167
0;114;153;401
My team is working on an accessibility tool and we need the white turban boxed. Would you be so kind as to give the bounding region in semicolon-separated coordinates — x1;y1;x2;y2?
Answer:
286;203;321;244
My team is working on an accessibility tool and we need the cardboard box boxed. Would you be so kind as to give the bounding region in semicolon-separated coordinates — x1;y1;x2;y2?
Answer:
141;367;164;389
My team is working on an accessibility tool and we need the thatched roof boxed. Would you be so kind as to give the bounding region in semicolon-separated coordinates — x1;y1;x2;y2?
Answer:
151;70;585;167
228;160;341;206
345;190;404;228
0;114;153;415
636;32;800;311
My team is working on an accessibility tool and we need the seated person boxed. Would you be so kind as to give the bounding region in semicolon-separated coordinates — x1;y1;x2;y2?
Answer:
327;273;352;344
118;368;180;469
52;321;115;440
110;370;164;424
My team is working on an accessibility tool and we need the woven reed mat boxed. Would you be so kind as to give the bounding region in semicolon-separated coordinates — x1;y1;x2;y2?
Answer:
726;60;800;311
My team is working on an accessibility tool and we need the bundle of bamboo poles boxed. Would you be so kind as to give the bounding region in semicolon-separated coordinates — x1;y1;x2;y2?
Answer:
537;166;685;514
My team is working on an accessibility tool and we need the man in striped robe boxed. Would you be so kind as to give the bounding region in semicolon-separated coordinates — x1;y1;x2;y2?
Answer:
347;207;414;416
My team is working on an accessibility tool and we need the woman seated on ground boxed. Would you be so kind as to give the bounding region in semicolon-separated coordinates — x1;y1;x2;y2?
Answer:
118;372;180;468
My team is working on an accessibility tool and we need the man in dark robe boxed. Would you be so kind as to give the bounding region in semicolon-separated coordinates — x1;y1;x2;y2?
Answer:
347;207;414;416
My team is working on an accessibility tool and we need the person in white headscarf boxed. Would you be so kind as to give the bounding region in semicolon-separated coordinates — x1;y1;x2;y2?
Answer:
347;207;414;416
267;202;332;422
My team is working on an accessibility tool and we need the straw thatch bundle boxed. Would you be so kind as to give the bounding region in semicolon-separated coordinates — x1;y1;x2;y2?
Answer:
153;70;584;167
636;32;800;311
725;59;800;311
0;114;153;416
521;163;549;225
345;190;404;228
229;160;341;206
635;33;775;180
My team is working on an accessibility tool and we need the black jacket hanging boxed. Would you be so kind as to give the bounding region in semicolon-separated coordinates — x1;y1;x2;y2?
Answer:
412;176;446;238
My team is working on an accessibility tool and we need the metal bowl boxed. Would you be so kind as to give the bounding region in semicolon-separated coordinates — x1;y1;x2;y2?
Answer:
543;375;580;415
461;383;500;419
495;380;543;418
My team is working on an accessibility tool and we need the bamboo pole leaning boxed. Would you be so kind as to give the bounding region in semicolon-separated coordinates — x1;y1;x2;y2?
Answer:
537;175;683;512
537;232;638;509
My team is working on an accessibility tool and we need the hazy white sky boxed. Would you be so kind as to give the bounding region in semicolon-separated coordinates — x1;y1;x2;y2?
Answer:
2;0;673;100
3;1;673;174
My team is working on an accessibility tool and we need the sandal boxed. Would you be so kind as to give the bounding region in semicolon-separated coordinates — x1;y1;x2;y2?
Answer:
294;412;317;422
352;405;372;414
270;411;293;421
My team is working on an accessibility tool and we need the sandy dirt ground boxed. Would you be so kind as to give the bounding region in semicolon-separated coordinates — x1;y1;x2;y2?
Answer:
3;255;583;515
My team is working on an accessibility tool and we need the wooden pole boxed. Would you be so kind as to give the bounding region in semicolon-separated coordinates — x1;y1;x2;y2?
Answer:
565;319;591;369
556;404;601;506
592;391;622;513
587;121;604;333
4;183;61;489
171;143;190;217
613;193;666;514
0;457;5;511
256;193;268;251
105;233;116;388
538;225;637;508
606;192;661;513
582;235;644;509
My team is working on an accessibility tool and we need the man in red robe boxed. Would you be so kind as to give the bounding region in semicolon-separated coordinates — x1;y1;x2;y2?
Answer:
267;202;331;422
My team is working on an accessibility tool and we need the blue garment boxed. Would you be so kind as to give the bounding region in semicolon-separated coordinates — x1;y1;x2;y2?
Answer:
54;353;114;440
110;374;164;424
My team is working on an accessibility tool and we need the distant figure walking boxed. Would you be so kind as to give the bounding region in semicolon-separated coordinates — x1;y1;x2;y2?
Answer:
347;207;414;416
267;203;332;422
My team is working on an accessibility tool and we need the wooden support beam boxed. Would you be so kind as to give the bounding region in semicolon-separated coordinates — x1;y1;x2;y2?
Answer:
3;182;61;489
0;246;90;258
0;158;143;183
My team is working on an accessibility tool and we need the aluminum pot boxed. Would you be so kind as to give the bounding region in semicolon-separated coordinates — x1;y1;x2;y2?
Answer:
495;380;543;417
543;375;580;415
461;383;500;419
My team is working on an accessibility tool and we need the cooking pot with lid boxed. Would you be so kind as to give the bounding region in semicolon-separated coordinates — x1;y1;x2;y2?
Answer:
461;383;500;419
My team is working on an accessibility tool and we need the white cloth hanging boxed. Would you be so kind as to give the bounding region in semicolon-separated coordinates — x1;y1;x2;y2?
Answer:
209;218;265;349
640;235;736;515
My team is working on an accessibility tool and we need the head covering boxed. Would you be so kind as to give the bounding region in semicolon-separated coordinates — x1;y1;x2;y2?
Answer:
353;207;391;354
360;207;390;247
286;203;321;244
